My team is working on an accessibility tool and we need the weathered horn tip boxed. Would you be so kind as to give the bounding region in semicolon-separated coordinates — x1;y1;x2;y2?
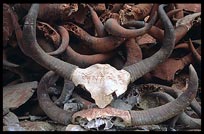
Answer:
189;64;196;75
189;64;198;86
189;64;193;69
189;64;195;73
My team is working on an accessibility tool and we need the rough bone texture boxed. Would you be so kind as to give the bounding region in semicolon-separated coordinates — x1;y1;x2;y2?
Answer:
71;64;130;108
72;106;132;126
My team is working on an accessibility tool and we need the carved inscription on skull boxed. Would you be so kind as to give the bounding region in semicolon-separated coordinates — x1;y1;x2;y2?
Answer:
71;64;130;108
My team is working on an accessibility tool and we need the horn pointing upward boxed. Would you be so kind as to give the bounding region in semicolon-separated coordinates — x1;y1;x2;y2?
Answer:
22;4;77;80
123;4;175;83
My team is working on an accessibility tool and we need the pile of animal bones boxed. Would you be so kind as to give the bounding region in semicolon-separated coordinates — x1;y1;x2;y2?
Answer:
3;3;201;131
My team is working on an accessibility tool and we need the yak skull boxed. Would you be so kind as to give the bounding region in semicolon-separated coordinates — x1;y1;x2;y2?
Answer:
71;64;130;108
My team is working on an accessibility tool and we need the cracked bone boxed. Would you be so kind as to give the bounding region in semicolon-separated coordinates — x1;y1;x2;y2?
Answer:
72;106;132;126
71;64;130;108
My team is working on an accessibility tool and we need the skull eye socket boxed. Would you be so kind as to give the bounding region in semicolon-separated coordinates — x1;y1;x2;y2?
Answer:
75;116;89;126
112;92;117;99
75;116;126;130
132;90;138;96
74;116;82;123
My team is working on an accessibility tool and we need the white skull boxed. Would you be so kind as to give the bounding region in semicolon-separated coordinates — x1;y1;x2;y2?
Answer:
71;64;130;108
72;107;132;126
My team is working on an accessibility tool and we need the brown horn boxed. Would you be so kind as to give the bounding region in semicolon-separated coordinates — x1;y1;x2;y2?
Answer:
47;26;69;56
123;4;175;83
22;4;77;80
87;4;107;37
64;22;125;53
104;11;157;38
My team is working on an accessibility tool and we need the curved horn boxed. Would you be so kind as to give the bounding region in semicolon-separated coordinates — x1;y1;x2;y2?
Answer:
123;4;175;83
63;22;125;53
22;4;77;80
87;4;107;37
129;64;198;125
155;8;183;28
147;91;200;128
64;43;115;68
104;11;157;38
141;83;201;117
47;26;69;56
188;39;201;63
37;71;74;125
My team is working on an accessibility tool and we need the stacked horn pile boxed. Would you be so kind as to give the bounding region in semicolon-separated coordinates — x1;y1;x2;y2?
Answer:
3;3;201;131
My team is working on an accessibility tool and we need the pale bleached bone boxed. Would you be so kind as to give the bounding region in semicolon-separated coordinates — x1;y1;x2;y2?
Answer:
72;106;132;126
71;64;130;108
